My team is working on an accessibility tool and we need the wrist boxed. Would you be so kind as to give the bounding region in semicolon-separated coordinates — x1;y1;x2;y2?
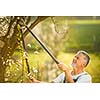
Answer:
64;69;69;73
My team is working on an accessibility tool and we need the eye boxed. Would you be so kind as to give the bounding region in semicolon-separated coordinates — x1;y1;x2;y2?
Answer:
75;56;79;59
76;57;79;59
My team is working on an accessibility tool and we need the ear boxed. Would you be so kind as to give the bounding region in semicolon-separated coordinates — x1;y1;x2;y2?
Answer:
82;62;86;68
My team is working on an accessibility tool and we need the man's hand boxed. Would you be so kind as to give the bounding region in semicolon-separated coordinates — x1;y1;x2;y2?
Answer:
57;62;69;72
57;62;74;83
28;73;33;80
28;73;40;83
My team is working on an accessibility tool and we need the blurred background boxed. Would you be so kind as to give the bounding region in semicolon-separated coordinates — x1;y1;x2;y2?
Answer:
0;16;100;83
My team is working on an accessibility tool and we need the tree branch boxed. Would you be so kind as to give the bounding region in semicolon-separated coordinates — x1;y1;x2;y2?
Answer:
23;16;49;38
3;17;17;40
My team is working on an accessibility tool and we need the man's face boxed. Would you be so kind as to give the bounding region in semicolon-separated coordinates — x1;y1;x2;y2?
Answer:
71;53;86;68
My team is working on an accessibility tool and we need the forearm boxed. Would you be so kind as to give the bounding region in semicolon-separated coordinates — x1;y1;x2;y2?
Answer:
57;62;74;83
64;70;74;83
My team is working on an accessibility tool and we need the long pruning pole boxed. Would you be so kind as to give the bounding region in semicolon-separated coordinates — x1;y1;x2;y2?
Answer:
20;28;30;74
25;25;60;64
18;17;60;64
22;31;30;74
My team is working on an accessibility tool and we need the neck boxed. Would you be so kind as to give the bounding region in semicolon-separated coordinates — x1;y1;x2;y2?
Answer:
72;68;84;75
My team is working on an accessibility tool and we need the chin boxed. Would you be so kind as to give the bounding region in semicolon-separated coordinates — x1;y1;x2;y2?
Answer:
71;63;75;68
71;63;77;68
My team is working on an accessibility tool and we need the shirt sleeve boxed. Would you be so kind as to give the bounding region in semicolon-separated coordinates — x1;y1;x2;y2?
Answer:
76;75;92;83
52;73;65;83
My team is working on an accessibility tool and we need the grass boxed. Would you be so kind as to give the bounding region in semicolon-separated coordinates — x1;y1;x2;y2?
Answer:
64;22;100;52
69;20;100;24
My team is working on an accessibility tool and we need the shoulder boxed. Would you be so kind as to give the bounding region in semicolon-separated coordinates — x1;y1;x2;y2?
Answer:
52;72;65;83
77;72;92;83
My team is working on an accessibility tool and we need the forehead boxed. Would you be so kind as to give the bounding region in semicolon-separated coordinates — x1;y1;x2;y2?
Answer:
75;52;86;58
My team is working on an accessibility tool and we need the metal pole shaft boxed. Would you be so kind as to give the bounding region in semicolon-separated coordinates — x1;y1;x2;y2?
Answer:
21;29;30;74
25;25;60;64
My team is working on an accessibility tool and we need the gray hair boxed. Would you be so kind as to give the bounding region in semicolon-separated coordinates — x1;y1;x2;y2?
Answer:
77;50;90;67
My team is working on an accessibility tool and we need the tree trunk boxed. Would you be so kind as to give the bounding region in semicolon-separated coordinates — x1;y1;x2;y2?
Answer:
0;16;49;82
0;20;18;82
0;60;5;82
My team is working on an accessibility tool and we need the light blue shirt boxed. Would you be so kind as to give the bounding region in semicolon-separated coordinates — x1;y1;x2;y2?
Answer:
52;71;92;83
